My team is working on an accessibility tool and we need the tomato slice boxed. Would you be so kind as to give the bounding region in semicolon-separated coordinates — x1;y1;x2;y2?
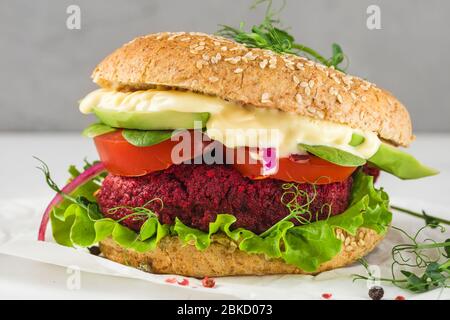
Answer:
94;132;356;183
232;148;356;184
94;130;202;176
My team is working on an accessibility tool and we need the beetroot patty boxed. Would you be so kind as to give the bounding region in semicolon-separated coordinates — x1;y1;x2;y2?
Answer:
97;164;354;234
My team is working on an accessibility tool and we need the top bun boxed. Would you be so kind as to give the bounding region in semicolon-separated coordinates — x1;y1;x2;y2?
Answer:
92;32;413;146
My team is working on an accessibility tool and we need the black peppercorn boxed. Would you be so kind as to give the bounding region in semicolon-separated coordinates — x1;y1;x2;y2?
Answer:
369;286;384;300
88;246;101;256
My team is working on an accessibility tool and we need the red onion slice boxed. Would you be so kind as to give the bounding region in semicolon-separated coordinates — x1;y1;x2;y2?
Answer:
38;162;107;241
289;153;310;163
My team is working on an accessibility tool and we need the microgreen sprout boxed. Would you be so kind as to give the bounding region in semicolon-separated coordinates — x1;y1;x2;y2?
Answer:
217;0;348;71
353;225;450;293
35;156;79;205
391;205;450;228
35;156;103;219
108;198;164;223
259;181;332;237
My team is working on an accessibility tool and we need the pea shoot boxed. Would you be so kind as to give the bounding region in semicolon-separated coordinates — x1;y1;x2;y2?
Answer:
217;0;347;72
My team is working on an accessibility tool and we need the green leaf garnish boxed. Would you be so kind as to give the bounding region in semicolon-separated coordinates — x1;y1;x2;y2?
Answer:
299;143;366;167
82;123;116;138
217;0;348;71
121;129;173;147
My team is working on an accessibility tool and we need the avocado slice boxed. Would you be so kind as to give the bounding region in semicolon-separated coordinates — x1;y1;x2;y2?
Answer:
368;143;439;179
93;107;210;130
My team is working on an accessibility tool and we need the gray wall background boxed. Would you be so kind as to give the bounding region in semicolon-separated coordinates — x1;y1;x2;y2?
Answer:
1;0;449;132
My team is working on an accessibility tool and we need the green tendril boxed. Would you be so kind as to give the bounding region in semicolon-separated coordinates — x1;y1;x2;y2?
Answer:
34;156;82;206
108;198;165;222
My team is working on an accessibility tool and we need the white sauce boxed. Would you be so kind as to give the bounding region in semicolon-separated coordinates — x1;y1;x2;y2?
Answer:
79;89;381;158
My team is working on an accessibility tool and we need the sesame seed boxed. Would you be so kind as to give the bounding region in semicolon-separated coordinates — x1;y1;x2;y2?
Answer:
350;92;357;100
224;56;241;64
208;76;219;82
329;87;338;96
259;59;268;69
221;46;228;51
234;67;243;74
305;87;311;96
296;62;305;70
358;239;365;246
195;60;204;69
300;81;308;88
360;83;371;91
343;75;353;85
213;41;221;46
345;245;353;252
194;45;205;51
293;75;300;85
331;74;341;84
306;61;315;67
261;92;271;103
295;93;303;106
167;34;181;41
316;64;326;71
361;96;367;102
243;51;257;61
180;37;191;42
210;53;221;64
344;237;351;246
202;54;210;61
198;41;206;46
156;34;164;40
269;57;277;69
308;80;315;88
337;94;344;103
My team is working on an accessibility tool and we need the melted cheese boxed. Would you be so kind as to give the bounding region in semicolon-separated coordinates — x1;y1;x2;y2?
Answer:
79;89;381;158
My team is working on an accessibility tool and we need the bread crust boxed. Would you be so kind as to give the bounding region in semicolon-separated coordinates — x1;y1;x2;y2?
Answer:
92;32;413;146
99;227;384;277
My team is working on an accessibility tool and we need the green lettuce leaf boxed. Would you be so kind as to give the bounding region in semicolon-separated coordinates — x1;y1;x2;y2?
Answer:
51;202;169;253
282;221;342;271
350;170;392;234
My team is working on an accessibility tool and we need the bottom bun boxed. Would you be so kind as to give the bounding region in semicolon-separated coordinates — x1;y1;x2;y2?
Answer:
99;227;384;277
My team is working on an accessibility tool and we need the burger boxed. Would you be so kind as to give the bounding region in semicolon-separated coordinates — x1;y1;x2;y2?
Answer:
38;32;438;278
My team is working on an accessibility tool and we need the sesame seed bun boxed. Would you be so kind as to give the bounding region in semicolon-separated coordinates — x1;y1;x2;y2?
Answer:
99;227;384;277
92;32;413;147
